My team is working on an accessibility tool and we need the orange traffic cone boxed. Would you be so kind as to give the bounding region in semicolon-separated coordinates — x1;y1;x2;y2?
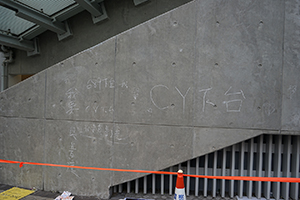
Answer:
174;170;186;200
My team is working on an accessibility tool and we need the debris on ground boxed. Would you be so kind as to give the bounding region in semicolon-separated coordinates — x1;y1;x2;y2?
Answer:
54;191;74;200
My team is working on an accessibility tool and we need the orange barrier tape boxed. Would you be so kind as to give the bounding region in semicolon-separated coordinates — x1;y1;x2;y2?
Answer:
0;159;177;175
184;174;300;183
0;159;299;183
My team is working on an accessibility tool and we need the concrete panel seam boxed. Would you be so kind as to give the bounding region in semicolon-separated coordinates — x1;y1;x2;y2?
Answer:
280;0;286;131
43;70;47;191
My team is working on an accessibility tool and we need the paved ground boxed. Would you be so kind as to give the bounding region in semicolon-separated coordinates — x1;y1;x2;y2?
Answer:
0;184;101;200
0;184;235;200
111;192;235;200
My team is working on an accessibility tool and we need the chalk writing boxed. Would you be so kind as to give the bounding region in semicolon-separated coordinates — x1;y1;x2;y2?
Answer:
199;88;213;112
71;123;117;145
66;87;80;99
206;99;216;107
99;106;113;114
150;85;170;110
175;87;190;114
263;103;275;116
291;111;300;127
86;77;115;90
223;86;246;112
85;102;100;113
58;77;132;116
68;126;79;178
133;87;140;100
64;123;120;176
67;161;79;178
84;123;97;133
120;81;129;88
69;142;76;158
149;85;247;114
103;124;114;144
69;127;77;140
224;86;246;98
223;99;243;112
150;85;191;113
87;78;98;90
114;124;124;142
65;88;80;115
109;106;114;114
288;85;297;99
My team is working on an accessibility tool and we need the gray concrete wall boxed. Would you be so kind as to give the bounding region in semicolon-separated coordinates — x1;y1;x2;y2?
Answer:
1;0;300;198
282;0;300;132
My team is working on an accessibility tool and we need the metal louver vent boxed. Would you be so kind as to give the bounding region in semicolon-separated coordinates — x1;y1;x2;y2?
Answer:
112;134;300;200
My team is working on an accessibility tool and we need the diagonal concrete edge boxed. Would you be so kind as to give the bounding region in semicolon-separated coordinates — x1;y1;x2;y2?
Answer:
193;128;266;158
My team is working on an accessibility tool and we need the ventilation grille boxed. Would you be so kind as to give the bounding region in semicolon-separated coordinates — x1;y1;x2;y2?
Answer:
112;134;300;200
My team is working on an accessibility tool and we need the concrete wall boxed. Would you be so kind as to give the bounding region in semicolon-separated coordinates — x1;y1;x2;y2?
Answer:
1;0;300;198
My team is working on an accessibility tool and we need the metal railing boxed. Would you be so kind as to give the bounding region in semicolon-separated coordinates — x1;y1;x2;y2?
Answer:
113;134;300;200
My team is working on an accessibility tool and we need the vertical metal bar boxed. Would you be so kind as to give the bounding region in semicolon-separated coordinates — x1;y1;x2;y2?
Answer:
161;174;164;194
273;135;282;200
221;148;226;197
230;145;236;198
118;184;123;193
204;154;208;197
127;181;131;193
212;151;217;197
239;142;245;198
195;157;199;196
169;166;173;195
135;179;139;194
187;160;190;196
291;136;300;199
264;135;272;200
144;176;147;194
255;135;263;199
282;135;291;200
247;138;254;198
114;185;117;193
152;174;155;194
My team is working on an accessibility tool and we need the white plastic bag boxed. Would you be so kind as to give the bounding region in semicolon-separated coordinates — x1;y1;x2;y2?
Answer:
54;191;74;200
